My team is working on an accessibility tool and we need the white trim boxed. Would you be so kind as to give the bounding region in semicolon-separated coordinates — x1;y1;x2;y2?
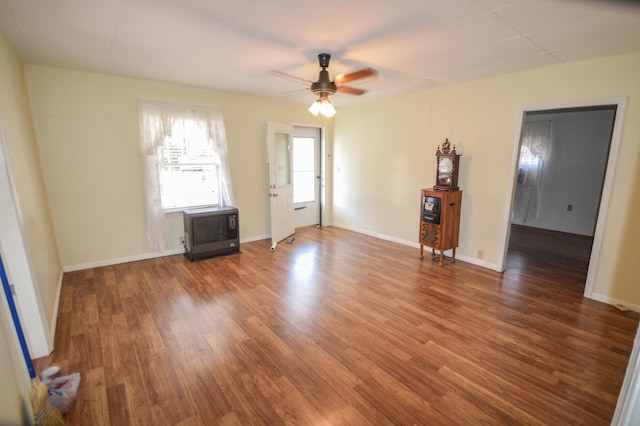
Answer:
612;323;640;425
241;234;271;244
584;98;626;298
455;255;499;271
498;97;627;299
497;108;527;272
63;248;185;272
590;293;640;314
320;125;328;227
332;223;418;248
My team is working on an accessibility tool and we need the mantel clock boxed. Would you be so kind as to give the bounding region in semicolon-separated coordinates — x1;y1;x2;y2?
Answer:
435;138;460;191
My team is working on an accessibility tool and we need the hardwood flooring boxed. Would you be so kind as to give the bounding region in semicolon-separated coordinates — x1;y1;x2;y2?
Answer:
506;224;594;290
34;226;639;425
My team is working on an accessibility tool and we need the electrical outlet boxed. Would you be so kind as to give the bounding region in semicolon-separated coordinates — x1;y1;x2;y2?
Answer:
477;250;484;259
179;236;185;245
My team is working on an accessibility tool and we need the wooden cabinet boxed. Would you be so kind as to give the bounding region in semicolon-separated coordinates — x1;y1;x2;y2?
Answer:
419;188;462;266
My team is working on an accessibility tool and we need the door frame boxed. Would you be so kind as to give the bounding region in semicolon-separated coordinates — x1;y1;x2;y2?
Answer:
0;126;53;357
292;122;327;227
497;97;627;299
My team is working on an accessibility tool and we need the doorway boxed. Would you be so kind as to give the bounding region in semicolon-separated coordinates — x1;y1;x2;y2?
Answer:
293;125;322;230
501;98;626;299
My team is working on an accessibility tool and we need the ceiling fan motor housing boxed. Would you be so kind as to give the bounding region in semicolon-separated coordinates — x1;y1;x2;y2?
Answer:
311;70;337;96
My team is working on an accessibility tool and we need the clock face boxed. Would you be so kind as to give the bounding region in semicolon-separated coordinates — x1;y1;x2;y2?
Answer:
435;151;459;190
438;157;453;174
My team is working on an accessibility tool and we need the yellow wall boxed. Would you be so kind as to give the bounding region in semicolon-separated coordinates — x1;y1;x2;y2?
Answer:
24;65;326;268
334;52;640;306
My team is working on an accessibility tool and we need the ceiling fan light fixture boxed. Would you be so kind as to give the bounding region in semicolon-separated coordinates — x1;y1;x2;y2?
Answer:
308;96;335;119
308;99;322;116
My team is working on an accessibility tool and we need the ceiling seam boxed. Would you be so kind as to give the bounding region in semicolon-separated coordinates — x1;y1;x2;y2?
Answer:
487;8;565;64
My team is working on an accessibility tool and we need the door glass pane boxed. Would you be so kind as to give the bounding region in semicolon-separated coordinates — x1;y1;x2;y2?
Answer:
275;132;290;187
293;137;315;203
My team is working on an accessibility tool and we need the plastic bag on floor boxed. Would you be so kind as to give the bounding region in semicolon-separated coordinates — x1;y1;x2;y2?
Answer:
46;372;81;414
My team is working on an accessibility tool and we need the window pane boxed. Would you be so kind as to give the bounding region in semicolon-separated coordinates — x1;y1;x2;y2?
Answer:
293;137;316;203
294;170;315;203
274;132;290;187
293;137;314;171
164;120;214;164
160;165;219;209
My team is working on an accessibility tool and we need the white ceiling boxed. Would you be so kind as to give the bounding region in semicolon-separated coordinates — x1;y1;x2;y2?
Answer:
1;0;639;106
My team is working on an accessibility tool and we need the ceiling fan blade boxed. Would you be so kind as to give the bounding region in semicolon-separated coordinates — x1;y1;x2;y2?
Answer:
281;87;311;96
337;86;366;96
269;70;313;84
334;68;378;84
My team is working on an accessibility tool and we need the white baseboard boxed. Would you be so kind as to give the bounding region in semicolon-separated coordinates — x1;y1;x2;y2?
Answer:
455;254;500;271
241;234;270;244
332;223;419;248
62;235;272;272
591;293;640;313
63;247;185;272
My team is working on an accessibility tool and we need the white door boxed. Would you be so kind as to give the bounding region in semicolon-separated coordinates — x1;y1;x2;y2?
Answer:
293;126;321;229
267;122;295;250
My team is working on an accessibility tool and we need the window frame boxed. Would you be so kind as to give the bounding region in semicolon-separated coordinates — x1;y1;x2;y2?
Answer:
159;117;222;212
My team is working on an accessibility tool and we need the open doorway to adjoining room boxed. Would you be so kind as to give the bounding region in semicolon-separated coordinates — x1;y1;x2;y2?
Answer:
500;99;625;299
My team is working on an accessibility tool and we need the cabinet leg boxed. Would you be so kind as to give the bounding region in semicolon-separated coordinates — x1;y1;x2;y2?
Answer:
452;247;456;264
439;252;444;267
419;244;424;259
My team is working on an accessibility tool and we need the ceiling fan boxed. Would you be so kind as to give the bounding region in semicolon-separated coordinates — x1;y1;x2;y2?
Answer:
271;53;378;117
273;53;378;97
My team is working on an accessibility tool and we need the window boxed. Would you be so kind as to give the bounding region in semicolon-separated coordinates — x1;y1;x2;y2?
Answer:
161;119;220;210
513;119;551;223
138;101;234;251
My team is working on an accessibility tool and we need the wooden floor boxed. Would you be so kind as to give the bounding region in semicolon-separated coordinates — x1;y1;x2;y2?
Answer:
35;226;639;425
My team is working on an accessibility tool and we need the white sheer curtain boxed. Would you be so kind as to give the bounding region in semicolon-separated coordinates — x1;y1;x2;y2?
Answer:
138;100;235;251
513;120;551;223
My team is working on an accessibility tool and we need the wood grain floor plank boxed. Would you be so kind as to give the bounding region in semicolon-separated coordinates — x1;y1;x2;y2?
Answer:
433;368;546;426
105;383;131;426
